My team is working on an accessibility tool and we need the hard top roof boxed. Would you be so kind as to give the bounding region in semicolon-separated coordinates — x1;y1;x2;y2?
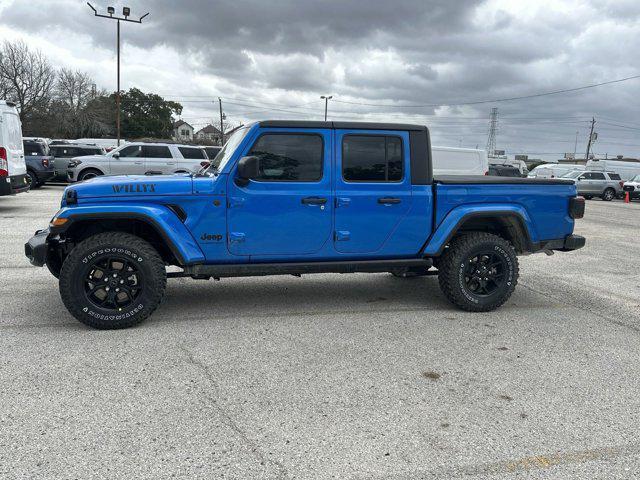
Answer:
258;120;428;132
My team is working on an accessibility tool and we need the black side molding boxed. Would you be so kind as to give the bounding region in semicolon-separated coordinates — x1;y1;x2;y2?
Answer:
182;258;433;278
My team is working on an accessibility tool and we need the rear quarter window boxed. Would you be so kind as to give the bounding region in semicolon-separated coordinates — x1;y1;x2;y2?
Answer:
608;173;621;180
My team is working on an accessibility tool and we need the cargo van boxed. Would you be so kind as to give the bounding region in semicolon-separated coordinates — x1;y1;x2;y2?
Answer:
586;159;640;181
0;101;29;196
528;163;585;179
431;146;488;176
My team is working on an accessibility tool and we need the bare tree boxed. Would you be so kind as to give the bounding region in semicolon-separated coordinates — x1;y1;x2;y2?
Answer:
57;68;94;113
0;40;56;121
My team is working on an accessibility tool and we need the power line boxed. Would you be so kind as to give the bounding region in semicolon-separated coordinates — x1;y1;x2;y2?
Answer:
329;74;640;108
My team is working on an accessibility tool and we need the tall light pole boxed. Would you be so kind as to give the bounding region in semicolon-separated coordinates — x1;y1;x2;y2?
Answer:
320;95;332;121
218;97;226;146
87;3;149;146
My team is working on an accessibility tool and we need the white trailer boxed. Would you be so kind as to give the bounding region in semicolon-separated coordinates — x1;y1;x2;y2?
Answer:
587;159;640;181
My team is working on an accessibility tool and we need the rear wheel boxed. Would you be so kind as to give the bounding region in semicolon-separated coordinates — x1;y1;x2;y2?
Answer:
601;188;615;201
78;169;103;182
26;170;40;189
437;232;518;312
59;232;167;329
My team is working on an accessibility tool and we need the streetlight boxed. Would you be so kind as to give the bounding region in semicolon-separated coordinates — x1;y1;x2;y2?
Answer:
87;3;149;146
320;95;332;121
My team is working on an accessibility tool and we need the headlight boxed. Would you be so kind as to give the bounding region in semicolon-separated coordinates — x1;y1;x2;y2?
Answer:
67;160;82;168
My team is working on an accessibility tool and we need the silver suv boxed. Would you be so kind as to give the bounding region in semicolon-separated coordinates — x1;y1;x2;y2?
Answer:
67;142;209;182
563;170;623;201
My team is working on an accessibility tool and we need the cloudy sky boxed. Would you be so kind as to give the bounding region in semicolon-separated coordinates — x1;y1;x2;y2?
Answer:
1;0;639;160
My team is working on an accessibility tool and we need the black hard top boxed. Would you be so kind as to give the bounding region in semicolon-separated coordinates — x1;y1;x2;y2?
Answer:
435;176;575;185
259;120;428;132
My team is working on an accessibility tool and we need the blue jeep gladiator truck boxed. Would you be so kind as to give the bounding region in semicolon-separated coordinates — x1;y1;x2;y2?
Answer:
25;121;585;329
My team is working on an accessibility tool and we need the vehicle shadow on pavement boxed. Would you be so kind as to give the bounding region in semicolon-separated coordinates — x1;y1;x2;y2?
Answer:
159;274;468;324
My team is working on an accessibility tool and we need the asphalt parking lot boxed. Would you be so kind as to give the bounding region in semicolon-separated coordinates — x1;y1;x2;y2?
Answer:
1;186;639;479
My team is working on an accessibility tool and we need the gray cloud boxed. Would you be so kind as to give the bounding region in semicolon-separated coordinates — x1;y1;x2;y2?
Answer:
1;0;639;159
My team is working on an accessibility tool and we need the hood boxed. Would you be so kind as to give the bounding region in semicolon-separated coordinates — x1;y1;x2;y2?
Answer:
65;174;194;200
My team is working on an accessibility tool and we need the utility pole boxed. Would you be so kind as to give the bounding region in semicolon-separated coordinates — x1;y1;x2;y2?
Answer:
573;130;579;158
87;3;149;146
218;97;226;146
320;95;332;121
486;107;498;157
585;117;596;161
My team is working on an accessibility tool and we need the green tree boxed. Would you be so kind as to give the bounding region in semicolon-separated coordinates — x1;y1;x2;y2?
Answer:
119;88;182;139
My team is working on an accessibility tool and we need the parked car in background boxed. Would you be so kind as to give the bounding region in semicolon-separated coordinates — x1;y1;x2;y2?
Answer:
431;146;488;176
74;138;122;152
622;174;640;200
23;140;55;188
203;146;222;161
570;170;623;201
488;164;522;177
587;159;640;181
528;163;585;179
67;142;209;182
50;144;106;181
0;100;29;196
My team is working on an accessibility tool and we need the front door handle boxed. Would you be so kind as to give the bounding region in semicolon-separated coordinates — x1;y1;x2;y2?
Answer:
301;197;327;205
378;197;401;205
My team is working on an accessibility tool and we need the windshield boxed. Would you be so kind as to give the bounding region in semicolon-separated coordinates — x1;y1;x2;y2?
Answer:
632;174;640;182
561;170;583;179
205;127;249;173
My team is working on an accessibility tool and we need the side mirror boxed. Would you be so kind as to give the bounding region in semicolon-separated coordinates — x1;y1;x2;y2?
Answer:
578;176;585;180
235;156;260;186
112;152;120;159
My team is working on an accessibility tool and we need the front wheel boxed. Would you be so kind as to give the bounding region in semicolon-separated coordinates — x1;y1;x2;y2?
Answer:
78;169;103;182
437;232;518;312
59;232;167;329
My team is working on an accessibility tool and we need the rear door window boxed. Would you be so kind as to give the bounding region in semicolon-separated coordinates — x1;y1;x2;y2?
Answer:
591;172;606;180
342;135;403;182
142;145;172;158
178;147;206;159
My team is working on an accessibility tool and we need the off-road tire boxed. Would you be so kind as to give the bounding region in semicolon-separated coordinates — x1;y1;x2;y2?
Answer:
601;188;615;201
78;169;103;182
59;232;167;329
438;232;518;312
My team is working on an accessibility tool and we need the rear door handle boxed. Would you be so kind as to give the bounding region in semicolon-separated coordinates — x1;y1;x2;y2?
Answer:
378;197;401;204
301;197;327;205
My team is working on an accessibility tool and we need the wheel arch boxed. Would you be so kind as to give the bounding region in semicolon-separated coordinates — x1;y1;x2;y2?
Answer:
424;209;534;256
50;208;206;267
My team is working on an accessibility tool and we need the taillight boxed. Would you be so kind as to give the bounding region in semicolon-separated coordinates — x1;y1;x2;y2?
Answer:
0;147;7;177
200;161;210;168
42;158;49;168
569;196;585;219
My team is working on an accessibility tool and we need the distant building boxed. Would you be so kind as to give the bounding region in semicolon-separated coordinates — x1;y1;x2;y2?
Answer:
195;124;223;144
172;120;194;142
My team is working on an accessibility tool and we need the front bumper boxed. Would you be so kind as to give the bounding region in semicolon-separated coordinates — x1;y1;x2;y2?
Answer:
25;228;50;267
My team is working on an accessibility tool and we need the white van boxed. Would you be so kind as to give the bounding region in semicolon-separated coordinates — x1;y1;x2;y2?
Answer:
586;159;640;181
432;146;488;176
0;101;29;196
528;163;585;179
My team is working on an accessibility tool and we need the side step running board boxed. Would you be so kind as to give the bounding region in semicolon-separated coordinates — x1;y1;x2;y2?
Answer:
174;258;433;279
